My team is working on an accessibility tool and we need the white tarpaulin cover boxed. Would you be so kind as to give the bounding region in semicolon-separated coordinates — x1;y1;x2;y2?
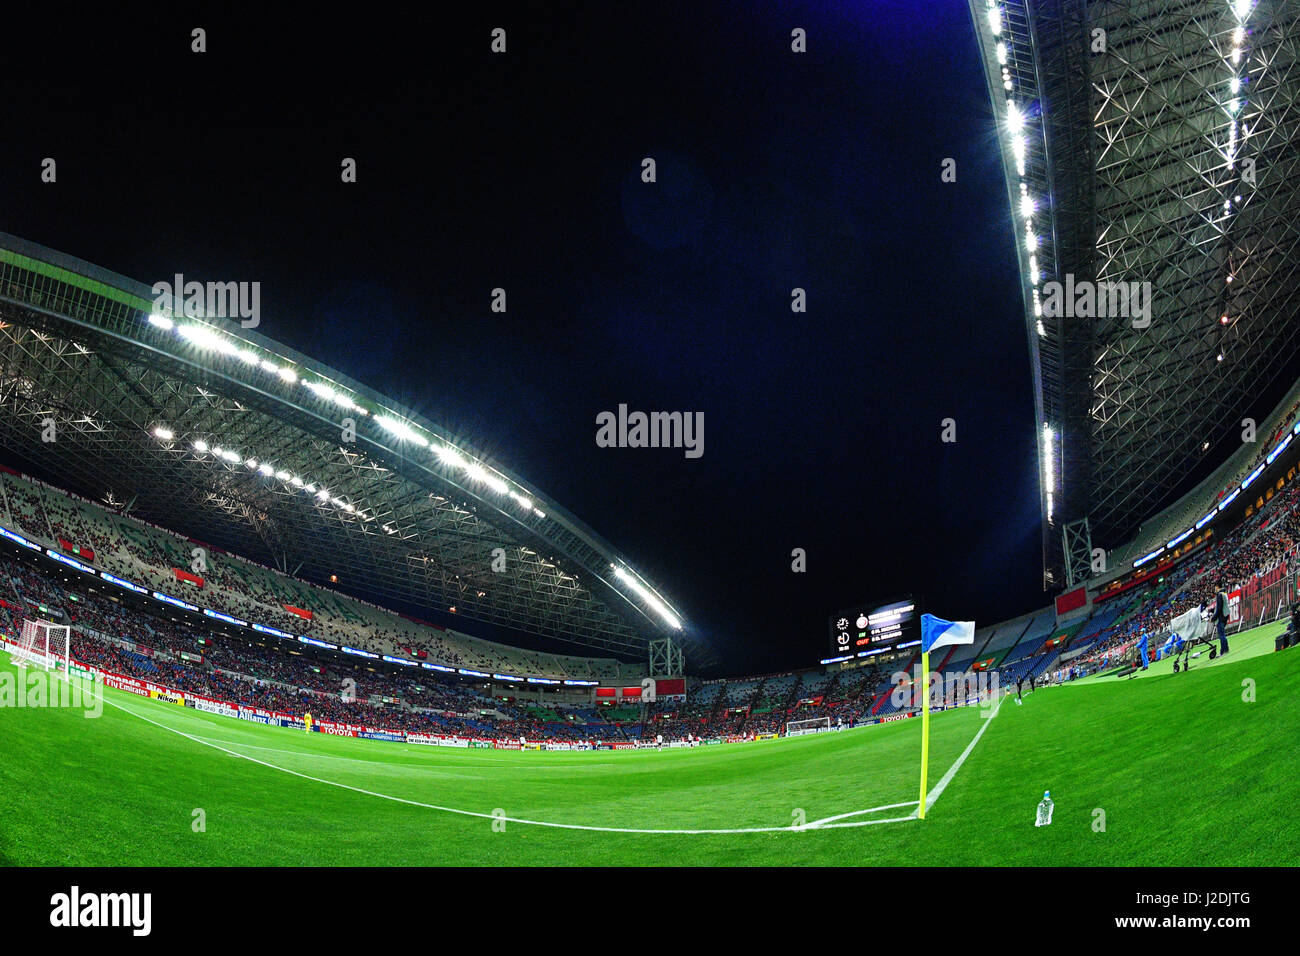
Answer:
1169;605;1209;641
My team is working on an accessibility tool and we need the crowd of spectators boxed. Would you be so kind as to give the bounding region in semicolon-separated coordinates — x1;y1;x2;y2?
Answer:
0;551;650;741
3;543;910;743
0;469;630;682
9;441;1300;745
1061;479;1300;672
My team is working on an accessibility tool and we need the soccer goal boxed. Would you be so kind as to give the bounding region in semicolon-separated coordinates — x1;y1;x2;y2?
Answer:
10;619;71;674
786;716;831;737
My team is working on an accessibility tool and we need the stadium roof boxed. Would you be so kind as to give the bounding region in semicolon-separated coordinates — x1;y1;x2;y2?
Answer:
970;0;1300;585
0;232;707;666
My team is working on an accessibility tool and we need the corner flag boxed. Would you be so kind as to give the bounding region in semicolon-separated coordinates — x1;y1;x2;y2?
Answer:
921;614;976;654
917;613;975;819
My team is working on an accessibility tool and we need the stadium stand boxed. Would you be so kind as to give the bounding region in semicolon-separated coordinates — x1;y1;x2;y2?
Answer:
5;419;1300;743
0;467;636;683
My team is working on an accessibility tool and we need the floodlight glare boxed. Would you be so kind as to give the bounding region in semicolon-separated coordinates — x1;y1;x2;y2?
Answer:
436;445;465;468
375;415;429;447
612;566;682;630
180;325;239;356
1006;101;1024;134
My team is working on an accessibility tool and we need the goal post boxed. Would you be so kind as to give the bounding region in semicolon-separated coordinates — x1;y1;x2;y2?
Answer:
11;619;71;674
786;716;831;737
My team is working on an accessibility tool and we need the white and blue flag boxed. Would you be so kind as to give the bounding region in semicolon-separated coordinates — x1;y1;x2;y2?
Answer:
920;613;976;654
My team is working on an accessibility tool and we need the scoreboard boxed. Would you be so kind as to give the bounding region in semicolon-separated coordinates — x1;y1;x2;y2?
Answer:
828;595;922;660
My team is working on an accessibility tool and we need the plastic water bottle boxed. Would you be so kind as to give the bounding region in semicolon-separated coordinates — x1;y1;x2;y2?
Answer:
1035;790;1054;827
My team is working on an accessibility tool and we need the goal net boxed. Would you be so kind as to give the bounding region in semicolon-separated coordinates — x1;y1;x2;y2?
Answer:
11;619;71;673
786;716;831;737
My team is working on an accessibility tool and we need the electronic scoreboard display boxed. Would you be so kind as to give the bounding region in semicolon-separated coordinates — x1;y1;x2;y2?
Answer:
828;595;922;660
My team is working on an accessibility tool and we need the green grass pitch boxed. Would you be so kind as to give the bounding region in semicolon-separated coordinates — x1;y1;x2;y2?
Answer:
2;624;1297;866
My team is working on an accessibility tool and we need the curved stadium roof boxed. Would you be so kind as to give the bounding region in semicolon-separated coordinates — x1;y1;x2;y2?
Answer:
970;0;1300;586
0;232;703;665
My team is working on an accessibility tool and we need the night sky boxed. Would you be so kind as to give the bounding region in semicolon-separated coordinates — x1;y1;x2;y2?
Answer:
3;1;1046;675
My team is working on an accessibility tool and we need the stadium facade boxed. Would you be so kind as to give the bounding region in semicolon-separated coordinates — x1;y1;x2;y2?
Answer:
969;0;1300;588
0;232;702;671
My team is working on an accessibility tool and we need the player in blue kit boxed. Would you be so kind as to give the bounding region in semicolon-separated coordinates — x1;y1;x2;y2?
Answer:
1136;631;1150;670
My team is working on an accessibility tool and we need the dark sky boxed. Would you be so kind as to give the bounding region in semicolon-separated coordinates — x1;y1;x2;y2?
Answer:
3;1;1046;675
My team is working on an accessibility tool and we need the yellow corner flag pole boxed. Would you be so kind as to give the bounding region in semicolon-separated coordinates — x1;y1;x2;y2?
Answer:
918;649;930;820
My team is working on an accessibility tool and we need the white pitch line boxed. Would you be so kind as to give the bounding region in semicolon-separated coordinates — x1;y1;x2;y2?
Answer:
97;694;912;833
801;700;1004;829
183;734;598;775
183;733;660;770
801;801;919;828
188;735;464;765
189;736;394;761
86;685;996;835
922;697;1002;815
